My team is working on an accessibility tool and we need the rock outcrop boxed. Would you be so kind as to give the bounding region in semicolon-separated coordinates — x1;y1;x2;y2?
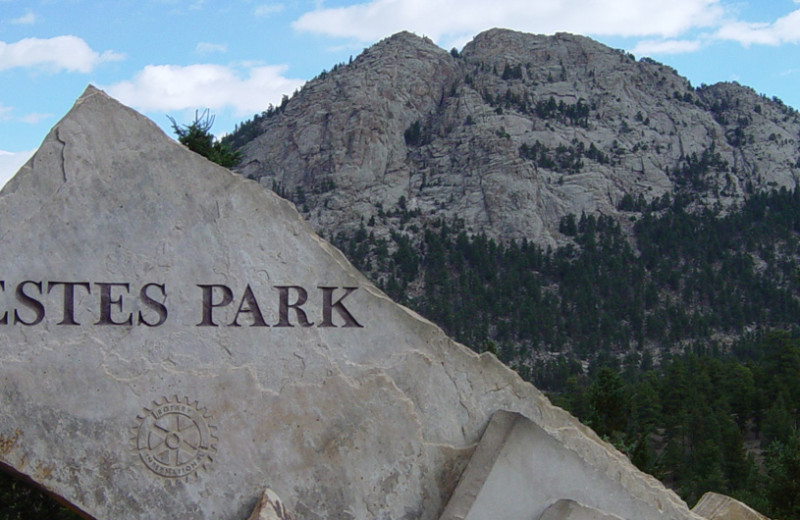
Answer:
0;87;713;519
692;492;771;520
236;29;800;247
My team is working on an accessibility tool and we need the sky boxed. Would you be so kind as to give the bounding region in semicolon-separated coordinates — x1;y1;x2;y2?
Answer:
1;0;799;188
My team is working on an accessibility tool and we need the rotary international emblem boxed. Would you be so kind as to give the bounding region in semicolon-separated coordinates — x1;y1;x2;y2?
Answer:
133;396;217;480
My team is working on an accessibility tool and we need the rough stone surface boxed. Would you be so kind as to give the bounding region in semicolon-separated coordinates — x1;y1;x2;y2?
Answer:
692;492;770;520
440;411;707;520
237;29;800;248
538;499;625;520
0;86;704;519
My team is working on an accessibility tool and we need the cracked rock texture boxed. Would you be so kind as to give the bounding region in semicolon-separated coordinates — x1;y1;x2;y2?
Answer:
237;29;800;248
2;87;705;519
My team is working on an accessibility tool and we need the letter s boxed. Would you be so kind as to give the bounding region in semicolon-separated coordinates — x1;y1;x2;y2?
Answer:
138;283;168;327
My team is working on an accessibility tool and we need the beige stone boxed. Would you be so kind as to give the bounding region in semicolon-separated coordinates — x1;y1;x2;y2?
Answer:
692;492;770;520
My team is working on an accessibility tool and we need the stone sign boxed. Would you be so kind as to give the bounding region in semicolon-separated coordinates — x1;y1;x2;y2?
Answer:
1;86;707;520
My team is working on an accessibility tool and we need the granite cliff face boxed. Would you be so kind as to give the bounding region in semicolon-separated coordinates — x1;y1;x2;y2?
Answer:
236;29;800;247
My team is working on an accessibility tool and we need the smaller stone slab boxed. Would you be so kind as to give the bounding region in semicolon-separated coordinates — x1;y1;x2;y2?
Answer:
692;492;770;520
439;410;704;520
538;499;625;520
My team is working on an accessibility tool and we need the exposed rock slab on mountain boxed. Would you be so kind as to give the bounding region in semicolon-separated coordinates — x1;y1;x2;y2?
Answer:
0;86;721;519
236;29;800;247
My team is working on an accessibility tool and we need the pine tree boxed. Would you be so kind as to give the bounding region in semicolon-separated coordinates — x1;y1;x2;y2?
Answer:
168;109;241;167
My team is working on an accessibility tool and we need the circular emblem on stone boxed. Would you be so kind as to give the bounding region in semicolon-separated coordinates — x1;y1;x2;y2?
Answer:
133;396;217;480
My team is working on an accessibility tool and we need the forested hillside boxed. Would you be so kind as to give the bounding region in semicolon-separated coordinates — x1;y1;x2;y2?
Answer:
548;331;800;519
328;187;800;361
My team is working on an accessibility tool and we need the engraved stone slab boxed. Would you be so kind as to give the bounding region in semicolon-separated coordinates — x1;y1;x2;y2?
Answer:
0;86;706;520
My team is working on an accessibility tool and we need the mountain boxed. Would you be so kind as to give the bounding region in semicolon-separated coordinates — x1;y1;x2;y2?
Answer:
227;27;800;367
233;28;800;248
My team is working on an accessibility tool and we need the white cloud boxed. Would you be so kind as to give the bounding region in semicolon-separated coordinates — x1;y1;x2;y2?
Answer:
0;150;34;190
0;36;124;73
293;0;725;44
11;11;36;25
633;39;703;55
196;42;228;54
255;4;285;17
0;104;50;124
104;63;306;115
20;112;52;124
715;9;800;45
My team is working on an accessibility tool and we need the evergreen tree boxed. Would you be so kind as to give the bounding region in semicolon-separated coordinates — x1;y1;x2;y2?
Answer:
169;109;241;167
587;367;629;438
764;430;800;519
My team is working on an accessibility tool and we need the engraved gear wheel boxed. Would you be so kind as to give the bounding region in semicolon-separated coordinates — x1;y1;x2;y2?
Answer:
133;396;217;480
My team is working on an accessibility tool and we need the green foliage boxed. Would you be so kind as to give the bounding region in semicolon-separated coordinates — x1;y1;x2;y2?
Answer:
534;97;590;127
480;88;592;127
765;430;800;518
169;109;241;167
519;139;608;173
334;188;800;364
588;367;629;437
671;144;728;191
404;120;426;147
547;337;800;515
221;95;290;150
501;63;523;80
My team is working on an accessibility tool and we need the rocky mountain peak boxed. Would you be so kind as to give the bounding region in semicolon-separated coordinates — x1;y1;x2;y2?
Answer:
235;29;800;247
463;28;606;63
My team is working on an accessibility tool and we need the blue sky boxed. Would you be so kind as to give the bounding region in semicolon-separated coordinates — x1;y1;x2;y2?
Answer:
1;0;799;187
